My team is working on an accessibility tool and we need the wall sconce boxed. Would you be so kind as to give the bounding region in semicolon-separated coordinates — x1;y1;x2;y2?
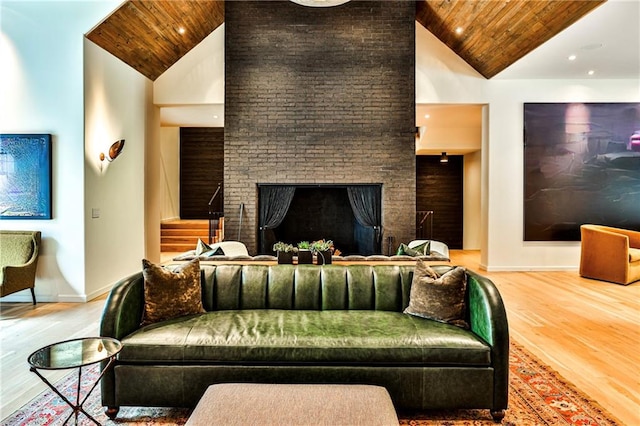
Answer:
440;152;448;163
99;139;125;171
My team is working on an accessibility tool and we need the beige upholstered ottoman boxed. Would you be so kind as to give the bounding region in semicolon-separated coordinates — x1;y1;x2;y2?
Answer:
186;383;399;425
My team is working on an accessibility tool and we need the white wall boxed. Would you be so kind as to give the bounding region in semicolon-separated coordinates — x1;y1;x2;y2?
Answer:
416;126;480;154
154;25;225;106
84;39;154;299
0;0;119;302
160;127;180;221
463;151;481;250
415;24;487;104
415;24;488;255
483;79;640;270
145;104;162;264
415;23;640;270
155;24;225;128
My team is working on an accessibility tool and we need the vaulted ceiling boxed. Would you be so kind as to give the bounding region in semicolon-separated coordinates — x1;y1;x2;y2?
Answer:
86;0;605;81
87;1;224;81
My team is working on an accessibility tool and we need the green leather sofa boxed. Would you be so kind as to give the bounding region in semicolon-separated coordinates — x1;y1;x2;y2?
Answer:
100;264;509;422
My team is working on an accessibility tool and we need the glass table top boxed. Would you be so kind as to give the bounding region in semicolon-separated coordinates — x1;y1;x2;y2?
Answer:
28;337;122;370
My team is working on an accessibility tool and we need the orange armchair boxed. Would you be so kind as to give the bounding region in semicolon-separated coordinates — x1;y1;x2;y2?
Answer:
579;224;640;285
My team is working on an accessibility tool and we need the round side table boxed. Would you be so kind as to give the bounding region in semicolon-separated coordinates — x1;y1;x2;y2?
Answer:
27;337;122;425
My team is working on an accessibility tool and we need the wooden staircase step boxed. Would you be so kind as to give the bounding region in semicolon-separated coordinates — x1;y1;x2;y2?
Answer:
161;236;206;245
161;243;196;253
161;220;209;230
161;229;211;237
160;219;224;254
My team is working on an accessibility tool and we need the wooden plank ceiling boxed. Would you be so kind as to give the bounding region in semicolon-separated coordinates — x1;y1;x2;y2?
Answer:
86;0;604;81
86;0;224;81
416;0;606;78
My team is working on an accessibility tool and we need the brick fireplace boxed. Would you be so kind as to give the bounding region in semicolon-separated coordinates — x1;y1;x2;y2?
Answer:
224;1;416;254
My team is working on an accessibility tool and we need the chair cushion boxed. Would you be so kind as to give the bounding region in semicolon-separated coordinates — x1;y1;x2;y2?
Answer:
119;310;490;366
0;234;33;267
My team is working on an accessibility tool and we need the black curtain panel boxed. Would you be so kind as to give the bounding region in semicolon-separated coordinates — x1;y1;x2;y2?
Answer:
259;186;296;253
347;186;382;253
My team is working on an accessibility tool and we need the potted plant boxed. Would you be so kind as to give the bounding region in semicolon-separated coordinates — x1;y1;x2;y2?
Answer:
296;241;313;264
311;239;333;265
273;242;296;264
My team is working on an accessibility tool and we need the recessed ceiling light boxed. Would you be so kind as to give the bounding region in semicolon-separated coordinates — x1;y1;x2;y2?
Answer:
580;43;603;51
213;115;219;119
424;114;430;119
588;70;595;76
178;27;186;35
568;55;577;61
455;27;464;35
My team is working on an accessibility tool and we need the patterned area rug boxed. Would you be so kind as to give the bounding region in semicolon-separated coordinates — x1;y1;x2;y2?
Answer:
2;340;620;426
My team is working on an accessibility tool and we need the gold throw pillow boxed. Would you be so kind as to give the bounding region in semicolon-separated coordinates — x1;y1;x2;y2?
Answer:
140;258;205;326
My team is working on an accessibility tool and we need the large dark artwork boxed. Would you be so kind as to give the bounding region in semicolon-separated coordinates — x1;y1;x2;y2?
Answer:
0;134;52;219
524;103;640;241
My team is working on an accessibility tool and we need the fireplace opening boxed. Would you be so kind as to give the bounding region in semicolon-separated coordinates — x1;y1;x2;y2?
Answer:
258;184;381;256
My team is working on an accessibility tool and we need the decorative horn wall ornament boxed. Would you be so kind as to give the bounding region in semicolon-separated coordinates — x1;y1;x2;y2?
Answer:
99;139;125;172
290;0;351;7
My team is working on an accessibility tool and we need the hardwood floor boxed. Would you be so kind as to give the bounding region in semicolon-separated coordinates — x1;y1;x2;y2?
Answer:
1;250;638;424
450;251;640;425
0;295;107;420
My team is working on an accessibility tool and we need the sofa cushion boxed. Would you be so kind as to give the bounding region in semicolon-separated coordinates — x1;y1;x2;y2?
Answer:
404;261;468;329
629;247;640;263
140;258;206;326
119;310;490;366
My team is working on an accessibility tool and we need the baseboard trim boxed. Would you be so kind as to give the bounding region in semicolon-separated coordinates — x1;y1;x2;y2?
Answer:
1;293;62;303
2;285;113;304
57;294;88;303
86;284;113;302
483;265;579;272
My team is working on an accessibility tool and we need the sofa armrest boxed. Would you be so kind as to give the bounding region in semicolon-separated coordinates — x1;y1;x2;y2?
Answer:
624;229;640;249
466;270;509;411
600;226;640;249
100;272;145;340
2;263;37;288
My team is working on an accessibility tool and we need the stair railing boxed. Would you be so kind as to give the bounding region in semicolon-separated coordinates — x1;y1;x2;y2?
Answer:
208;183;223;244
416;210;434;241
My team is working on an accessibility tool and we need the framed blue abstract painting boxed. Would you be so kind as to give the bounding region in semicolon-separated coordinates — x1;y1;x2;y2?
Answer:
0;134;52;219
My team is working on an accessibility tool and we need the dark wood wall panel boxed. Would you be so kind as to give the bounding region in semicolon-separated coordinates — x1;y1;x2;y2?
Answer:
416;155;463;249
180;127;224;219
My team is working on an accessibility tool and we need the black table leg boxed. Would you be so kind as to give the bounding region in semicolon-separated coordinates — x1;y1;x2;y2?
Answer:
29;356;117;426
